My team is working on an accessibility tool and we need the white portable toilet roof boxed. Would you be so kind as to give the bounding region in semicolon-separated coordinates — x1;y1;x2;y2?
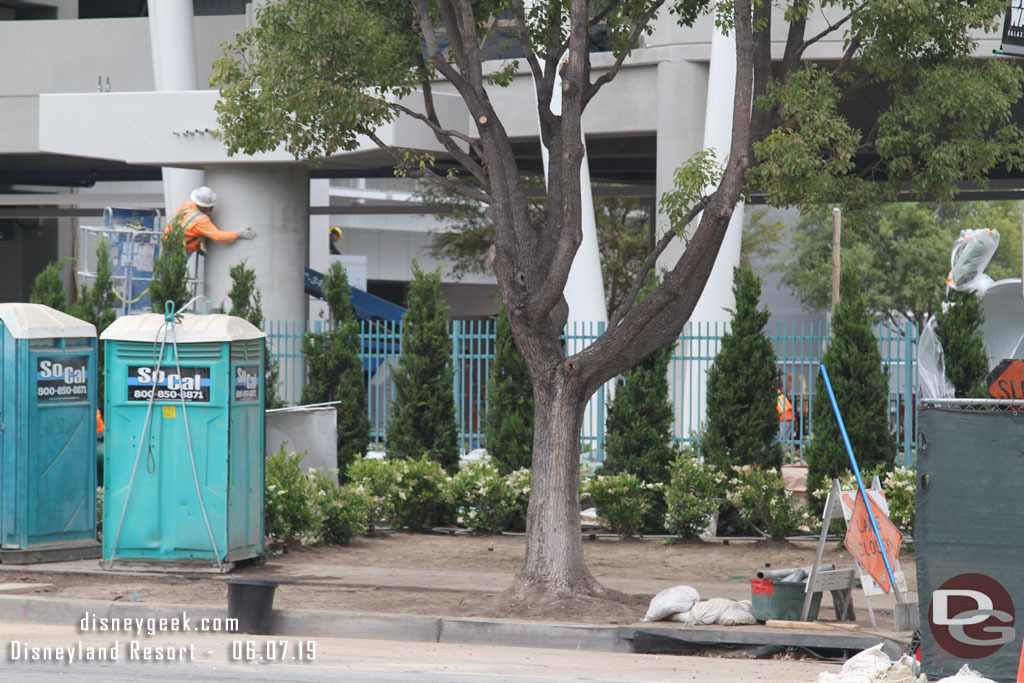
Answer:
0;303;97;339
101;313;265;343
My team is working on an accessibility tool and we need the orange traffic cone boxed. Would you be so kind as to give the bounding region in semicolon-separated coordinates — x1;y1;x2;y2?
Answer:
1016;639;1024;683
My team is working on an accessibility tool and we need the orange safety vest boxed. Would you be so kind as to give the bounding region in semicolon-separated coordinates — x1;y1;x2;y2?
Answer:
96;409;105;436
776;391;793;422
166;200;238;253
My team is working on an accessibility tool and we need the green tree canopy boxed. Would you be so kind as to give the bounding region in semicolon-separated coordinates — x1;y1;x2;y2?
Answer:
782;202;1023;328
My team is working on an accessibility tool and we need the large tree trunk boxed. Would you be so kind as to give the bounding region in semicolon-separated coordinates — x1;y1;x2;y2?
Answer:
513;372;605;601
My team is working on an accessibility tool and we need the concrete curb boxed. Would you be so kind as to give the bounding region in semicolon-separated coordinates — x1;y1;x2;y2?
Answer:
0;594;907;658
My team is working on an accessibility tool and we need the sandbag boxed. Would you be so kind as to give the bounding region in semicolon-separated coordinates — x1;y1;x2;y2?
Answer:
643;585;700;622
681;597;736;625
717;599;756;626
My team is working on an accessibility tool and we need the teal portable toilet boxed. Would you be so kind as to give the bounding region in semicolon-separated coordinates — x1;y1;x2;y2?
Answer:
0;303;100;563
101;312;265;571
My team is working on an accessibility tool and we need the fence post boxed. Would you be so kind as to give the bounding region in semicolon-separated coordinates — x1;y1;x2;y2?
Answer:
903;320;915;467
451;319;464;454
596;320;606;462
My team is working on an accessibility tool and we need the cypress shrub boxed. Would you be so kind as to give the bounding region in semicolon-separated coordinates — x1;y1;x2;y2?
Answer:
386;261;459;473
806;266;895;510
935;289;989;398
30;259;70;312
227;260;285;409
703;267;782;472
484;304;534;474
149;215;191;314
301;261;370;478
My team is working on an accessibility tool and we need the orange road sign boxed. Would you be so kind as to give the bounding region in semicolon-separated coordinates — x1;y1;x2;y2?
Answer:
843;491;903;593
987;359;1024;400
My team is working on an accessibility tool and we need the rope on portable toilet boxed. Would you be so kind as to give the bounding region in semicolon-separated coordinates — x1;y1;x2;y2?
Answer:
108;299;223;571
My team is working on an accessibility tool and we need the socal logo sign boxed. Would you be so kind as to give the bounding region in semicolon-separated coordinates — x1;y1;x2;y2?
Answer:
929;573;1015;659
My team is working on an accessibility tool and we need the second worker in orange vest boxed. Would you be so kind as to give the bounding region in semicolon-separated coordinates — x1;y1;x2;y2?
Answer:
166;186;257;254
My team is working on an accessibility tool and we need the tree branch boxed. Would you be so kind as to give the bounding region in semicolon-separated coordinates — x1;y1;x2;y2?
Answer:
510;0;559;134
607;197;708;328
801;12;852;53
411;0;468;91
359;126;492;204
834;31;864;80
391;101;489;186
583;1;664;108
589;0;621;27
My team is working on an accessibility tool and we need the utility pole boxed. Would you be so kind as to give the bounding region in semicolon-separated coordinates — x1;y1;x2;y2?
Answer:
832;207;841;317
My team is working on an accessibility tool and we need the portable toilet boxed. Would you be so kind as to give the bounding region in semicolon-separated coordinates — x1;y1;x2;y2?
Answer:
101;312;265;570
0;303;100;563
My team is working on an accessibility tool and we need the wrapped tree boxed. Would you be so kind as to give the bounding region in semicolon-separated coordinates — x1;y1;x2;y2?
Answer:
484;304;534;475
301;262;370;479
703;267;782;471
806;266;895;508
386;261;459;472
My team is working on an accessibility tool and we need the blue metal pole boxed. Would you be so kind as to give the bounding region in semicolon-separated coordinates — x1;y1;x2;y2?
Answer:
818;364;899;594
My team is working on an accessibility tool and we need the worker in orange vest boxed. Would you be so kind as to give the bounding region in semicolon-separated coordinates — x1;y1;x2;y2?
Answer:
776;384;794;446
165;186;257;254
96;409;104;439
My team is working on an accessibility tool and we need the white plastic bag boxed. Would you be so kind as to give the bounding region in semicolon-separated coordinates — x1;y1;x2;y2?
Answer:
643;585;700;622
933;664;997;682
948;229;999;293
818;643;891;683
917;318;954;399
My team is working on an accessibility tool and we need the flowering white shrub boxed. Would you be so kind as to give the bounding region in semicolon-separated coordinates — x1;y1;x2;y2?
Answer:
581;471;661;539
727;465;812;540
444;460;520;534
664;449;726;539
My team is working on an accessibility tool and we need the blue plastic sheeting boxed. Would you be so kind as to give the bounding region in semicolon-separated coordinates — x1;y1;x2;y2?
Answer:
303;267;405;323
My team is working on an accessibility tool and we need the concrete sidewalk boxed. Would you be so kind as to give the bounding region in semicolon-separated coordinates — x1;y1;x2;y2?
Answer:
0;552;915;661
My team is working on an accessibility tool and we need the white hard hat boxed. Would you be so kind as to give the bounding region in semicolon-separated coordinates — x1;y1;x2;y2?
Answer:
190;186;217;208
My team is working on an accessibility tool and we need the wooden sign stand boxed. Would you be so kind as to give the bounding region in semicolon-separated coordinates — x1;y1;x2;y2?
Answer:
802;477;912;630
801;479;860;624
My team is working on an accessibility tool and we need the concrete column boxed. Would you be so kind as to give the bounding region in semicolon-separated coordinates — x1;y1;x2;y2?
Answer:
654;60;707;272
147;0;203;217
308;178;330;322
202;165;309;324
691;28;743;325
655;59;708;444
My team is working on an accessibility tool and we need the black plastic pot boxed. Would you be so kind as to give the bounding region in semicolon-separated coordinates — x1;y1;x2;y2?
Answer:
226;578;278;635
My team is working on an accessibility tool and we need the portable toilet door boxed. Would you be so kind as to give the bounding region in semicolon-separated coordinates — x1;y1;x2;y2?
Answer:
101;312;265;571
0;304;100;563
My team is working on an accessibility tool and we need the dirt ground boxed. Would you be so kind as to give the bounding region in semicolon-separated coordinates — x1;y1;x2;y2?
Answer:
0;533;915;627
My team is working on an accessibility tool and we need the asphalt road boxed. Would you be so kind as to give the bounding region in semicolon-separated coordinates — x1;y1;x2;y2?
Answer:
0;621;841;682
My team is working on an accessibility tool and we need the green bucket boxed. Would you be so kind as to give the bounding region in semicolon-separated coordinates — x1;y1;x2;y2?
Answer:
749;578;821;622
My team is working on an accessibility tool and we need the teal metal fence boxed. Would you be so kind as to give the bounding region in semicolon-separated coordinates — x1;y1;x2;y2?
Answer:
265;319;919;466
